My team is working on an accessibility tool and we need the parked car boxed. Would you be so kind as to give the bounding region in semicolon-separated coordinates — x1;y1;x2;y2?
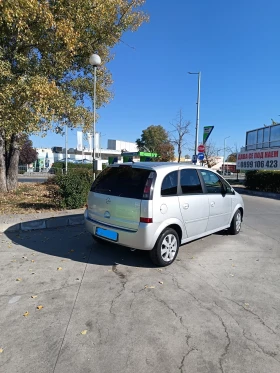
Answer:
76;159;92;164
57;158;77;163
85;163;244;266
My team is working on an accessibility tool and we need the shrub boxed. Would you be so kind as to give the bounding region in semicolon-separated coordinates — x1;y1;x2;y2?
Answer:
245;170;280;193
50;162;107;174
46;170;94;209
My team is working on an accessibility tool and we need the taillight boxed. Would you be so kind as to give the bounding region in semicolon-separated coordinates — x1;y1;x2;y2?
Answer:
140;217;153;223
142;172;156;200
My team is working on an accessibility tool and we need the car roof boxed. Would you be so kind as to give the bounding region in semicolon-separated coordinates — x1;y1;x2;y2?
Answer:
111;162;216;172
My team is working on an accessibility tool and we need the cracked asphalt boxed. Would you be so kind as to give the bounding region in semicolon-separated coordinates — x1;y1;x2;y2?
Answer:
0;194;280;373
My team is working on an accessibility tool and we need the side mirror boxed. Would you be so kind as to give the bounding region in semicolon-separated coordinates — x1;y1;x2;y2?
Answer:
221;184;227;195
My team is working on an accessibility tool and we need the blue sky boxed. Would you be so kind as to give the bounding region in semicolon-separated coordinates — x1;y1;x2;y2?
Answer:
31;0;280;156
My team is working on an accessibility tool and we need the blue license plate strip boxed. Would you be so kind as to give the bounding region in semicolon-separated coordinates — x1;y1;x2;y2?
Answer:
96;227;118;241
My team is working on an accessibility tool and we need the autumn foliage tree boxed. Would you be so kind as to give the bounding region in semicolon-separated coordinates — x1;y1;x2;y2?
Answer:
19;135;38;165
0;0;148;192
136;125;175;161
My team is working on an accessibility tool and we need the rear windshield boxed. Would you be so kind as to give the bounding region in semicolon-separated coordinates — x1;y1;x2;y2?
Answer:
91;166;154;199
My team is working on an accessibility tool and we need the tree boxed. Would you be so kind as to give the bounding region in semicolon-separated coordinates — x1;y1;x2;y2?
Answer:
169;110;191;163
136;125;175;161
0;0;148;192
203;141;220;168
157;143;175;162
227;153;237;162
19;135;38;165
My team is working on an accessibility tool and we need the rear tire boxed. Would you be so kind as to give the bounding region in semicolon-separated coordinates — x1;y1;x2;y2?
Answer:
229;209;242;235
149;228;179;267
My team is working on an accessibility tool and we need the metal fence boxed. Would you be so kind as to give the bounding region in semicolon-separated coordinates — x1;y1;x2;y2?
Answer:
18;166;98;176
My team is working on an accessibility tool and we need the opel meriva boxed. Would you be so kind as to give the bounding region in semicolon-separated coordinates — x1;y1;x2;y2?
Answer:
84;163;244;266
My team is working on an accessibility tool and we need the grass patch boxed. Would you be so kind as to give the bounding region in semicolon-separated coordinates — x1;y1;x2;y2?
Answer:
0;182;58;214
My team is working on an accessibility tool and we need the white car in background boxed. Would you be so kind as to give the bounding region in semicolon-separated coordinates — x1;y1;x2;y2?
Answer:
85;163;244;266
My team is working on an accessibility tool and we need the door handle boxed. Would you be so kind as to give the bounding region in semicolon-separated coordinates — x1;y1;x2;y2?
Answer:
183;203;189;209
210;201;215;207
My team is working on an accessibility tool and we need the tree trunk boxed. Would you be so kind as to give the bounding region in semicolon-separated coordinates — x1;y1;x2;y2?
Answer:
0;131;7;192
6;134;20;192
178;149;181;163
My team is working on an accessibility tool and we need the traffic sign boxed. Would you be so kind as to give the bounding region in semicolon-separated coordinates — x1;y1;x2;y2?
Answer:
192;154;198;163
198;144;205;153
198;152;204;161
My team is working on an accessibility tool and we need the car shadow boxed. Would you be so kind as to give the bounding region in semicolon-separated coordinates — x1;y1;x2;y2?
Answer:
214;229;230;236
4;218;156;269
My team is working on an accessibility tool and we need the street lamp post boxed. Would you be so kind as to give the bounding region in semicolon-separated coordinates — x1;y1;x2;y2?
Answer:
223;136;230;176
188;72;201;160
89;54;101;174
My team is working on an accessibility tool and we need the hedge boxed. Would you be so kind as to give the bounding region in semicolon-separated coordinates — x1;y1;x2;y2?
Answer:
245;170;280;193
50;162;107;174
46;169;95;209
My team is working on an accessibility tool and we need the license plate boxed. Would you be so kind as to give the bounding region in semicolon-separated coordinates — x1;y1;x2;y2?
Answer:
96;227;118;241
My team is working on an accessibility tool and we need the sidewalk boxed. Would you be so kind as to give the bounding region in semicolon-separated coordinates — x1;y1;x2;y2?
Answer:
1;185;279;234
0;208;85;233
231;184;280;200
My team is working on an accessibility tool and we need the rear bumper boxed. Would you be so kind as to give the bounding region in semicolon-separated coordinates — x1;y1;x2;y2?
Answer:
84;209;158;251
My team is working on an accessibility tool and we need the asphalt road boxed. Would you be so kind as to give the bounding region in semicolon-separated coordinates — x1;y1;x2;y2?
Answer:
18;176;50;183
0;195;280;373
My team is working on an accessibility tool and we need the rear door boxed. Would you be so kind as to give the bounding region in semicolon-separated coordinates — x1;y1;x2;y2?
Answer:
178;168;209;238
88;165;154;231
199;169;232;231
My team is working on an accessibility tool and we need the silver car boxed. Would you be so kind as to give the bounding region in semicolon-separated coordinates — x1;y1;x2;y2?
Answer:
85;163;244;266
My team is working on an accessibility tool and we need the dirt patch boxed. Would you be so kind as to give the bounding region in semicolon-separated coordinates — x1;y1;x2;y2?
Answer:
0;182;58;214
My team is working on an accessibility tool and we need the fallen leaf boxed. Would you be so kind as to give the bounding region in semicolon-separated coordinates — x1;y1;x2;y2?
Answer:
0;348;3;353
145;285;155;289
31;295;37;299
159;281;163;284
23;311;29;317
31;260;35;263
244;303;250;307
157;269;162;272
81;330;87;335
37;305;43;310
57;267;62;271
232;264;236;267
16;278;22;282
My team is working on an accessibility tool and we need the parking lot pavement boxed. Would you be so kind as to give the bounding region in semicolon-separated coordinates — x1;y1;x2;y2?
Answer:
1;196;280;373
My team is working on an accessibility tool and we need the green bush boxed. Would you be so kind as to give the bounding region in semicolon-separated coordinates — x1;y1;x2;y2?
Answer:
50;162;107;174
46;169;94;209
245;170;280;193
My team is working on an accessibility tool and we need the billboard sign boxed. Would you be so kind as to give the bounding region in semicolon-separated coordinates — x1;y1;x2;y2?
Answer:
236;148;280;170
203;126;214;144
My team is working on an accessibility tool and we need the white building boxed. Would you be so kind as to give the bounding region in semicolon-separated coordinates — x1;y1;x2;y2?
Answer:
34;139;138;167
107;139;138;152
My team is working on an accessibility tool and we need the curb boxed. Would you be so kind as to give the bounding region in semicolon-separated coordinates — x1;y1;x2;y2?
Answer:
0;213;84;233
234;187;280;200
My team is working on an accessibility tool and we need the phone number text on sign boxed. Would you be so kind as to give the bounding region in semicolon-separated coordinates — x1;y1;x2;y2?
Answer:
236;149;280;170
